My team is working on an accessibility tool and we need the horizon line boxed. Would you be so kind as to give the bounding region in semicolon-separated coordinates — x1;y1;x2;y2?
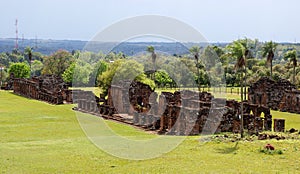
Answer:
0;37;299;44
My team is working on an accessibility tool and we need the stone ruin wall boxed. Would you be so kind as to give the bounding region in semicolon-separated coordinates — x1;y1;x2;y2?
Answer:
11;76;280;135
248;77;300;114
13;75;74;104
151;90;272;135
75;81;273;135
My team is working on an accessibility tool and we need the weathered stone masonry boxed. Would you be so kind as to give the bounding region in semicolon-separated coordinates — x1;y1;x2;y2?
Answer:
12;76;278;135
248;77;300;114
75;80;273;135
13;75;73;104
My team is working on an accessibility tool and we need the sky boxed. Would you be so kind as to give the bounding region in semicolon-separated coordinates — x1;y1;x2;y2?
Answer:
1;0;300;42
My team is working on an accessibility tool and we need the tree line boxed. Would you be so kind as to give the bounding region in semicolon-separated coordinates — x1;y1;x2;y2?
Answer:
0;38;299;96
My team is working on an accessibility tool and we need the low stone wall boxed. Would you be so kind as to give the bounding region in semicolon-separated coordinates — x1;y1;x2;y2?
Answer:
13;75;71;104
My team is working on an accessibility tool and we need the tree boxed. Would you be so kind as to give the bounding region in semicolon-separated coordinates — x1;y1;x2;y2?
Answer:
98;59;154;96
24;46;33;76
62;61;93;86
0;53;9;67
155;70;173;88
262;41;277;78
31;52;44;62
146;46;157;71
8;51;24;63
42;50;74;76
227;40;248;138
154;56;195;89
8;62;30;78
227;41;245;95
284;49;298;84
31;60;43;76
146;46;157;86
89;60;108;86
237;39;254;99
62;63;76;85
0;65;7;87
212;45;224;58
189;46;201;91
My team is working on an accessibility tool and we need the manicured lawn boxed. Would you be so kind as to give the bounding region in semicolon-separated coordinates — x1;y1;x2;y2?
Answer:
157;87;243;101
75;86;243;101
1;90;300;173
70;87;102;97
272;110;300;130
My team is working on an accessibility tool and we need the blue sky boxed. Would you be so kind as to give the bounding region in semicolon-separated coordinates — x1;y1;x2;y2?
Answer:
1;0;299;42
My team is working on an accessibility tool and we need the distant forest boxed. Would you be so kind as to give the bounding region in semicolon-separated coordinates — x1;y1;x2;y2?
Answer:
0;38;226;56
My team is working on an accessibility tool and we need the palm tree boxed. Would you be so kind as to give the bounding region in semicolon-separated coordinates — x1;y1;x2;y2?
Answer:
238;39;253;100
284;49;298;84
228;41;246;99
189;46;201;91
24;46;33;76
146;46;157;71
262;41;277;79
227;40;247;138
147;46;157;83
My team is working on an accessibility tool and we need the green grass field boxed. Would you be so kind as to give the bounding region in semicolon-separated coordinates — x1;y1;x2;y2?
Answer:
1;90;300;173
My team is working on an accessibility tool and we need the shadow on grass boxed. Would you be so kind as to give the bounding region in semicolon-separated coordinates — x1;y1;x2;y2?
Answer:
215;142;239;154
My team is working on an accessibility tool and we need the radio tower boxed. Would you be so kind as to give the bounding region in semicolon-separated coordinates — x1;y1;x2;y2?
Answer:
15;19;18;49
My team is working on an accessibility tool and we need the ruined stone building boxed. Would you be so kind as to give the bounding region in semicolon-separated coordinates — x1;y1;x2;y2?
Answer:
248;77;300;114
13;75;73;104
12;75;280;135
75;80;273;135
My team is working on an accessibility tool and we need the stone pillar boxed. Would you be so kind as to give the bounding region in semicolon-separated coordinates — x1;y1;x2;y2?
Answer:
274;119;285;132
264;114;272;131
133;112;139;125
189;108;200;135
255;117;263;133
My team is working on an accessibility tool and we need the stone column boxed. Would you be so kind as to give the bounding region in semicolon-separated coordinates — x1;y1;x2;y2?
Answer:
274;119;285;132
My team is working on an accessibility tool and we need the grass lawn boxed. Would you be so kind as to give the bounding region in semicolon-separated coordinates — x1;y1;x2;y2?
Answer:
70;87;102;97
1;90;300;173
74;86;243;102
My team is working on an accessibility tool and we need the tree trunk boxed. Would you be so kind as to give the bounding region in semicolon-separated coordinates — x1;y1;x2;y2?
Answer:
0;68;2;87
270;61;273;79
244;69;247;101
244;86;247;101
152;52;156;84
196;60;201;92
240;74;243;101
241;101;244;138
293;65;296;84
30;62;32;77
240;73;244;138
